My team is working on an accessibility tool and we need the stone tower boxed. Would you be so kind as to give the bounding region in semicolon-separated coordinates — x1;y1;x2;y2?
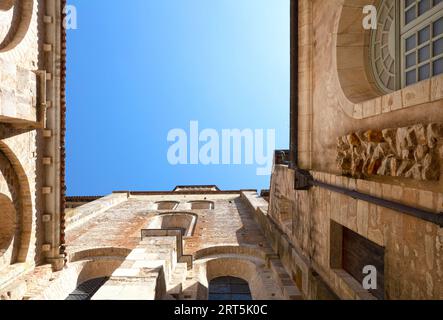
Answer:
32;186;300;300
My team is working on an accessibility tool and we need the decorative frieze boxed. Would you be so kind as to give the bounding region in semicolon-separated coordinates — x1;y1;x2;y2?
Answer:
337;124;443;181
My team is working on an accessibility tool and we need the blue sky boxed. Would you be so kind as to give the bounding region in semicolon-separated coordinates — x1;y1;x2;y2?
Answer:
66;0;290;196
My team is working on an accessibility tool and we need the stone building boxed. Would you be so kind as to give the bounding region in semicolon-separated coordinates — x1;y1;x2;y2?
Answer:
1;0;442;300
268;0;443;300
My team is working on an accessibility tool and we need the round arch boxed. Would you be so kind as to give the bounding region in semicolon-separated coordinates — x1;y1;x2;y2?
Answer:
145;212;198;237
36;247;134;300
0;0;34;52
193;250;284;300
336;0;384;104
0;142;33;264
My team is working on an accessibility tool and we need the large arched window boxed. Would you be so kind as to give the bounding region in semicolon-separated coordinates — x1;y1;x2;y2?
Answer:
208;277;252;300
65;277;109;300
370;0;443;92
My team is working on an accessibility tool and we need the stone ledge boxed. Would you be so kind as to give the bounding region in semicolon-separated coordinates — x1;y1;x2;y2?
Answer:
342;74;443;119
331;269;378;300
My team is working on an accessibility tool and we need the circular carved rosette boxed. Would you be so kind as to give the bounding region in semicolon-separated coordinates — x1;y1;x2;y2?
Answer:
0;0;33;52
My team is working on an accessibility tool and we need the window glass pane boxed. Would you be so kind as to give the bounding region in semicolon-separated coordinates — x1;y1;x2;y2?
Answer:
434;0;443;6
418;26;430;44
405;6;417;24
406;34;417;51
418;45;430;62
434;17;443;37
405;0;415;7
418;0;431;15
434;38;443;56
406;70;417;85
406;52;416;68
209;284;231;293
434;58;443;75
208;277;252;301
66;277;109;300
418;64;430;80
232;294;252;300
208;294;231;300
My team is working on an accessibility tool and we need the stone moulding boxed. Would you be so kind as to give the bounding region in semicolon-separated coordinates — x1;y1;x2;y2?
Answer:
337;123;443;181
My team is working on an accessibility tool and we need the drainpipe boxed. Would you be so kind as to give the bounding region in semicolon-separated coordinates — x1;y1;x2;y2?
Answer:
310;177;443;227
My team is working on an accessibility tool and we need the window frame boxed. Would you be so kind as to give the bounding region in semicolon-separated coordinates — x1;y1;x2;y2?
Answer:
400;0;443;87
208;276;252;301
370;0;443;92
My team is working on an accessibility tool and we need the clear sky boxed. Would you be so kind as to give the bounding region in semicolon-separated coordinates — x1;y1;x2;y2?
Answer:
66;0;290;196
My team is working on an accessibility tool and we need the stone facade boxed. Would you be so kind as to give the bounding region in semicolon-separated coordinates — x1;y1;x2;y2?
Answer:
0;0;65;299
1;0;442;301
22;189;300;300
265;0;443;300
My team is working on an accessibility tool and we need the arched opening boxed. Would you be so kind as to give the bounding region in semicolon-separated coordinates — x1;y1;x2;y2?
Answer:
336;0;383;104
155;201;179;210
0;194;16;265
146;213;197;237
208;276;252;301
0;0;34;52
189;201;214;210
0;143;33;264
65;277;109;300
197;256;283;300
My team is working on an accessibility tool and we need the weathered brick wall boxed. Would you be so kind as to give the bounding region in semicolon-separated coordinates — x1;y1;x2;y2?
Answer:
65;194;272;256
35;192;302;300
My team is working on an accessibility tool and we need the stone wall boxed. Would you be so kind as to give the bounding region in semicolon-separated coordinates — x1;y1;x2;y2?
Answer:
297;0;443;190
0;0;65;297
271;0;443;300
15;192;301;300
267;164;443;300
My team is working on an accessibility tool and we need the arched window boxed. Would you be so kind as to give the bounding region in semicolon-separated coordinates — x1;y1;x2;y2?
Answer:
189;201;214;210
156;201;179;210
146;213;197;237
208;277;252;300
370;0;443;92
65;277;109;300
